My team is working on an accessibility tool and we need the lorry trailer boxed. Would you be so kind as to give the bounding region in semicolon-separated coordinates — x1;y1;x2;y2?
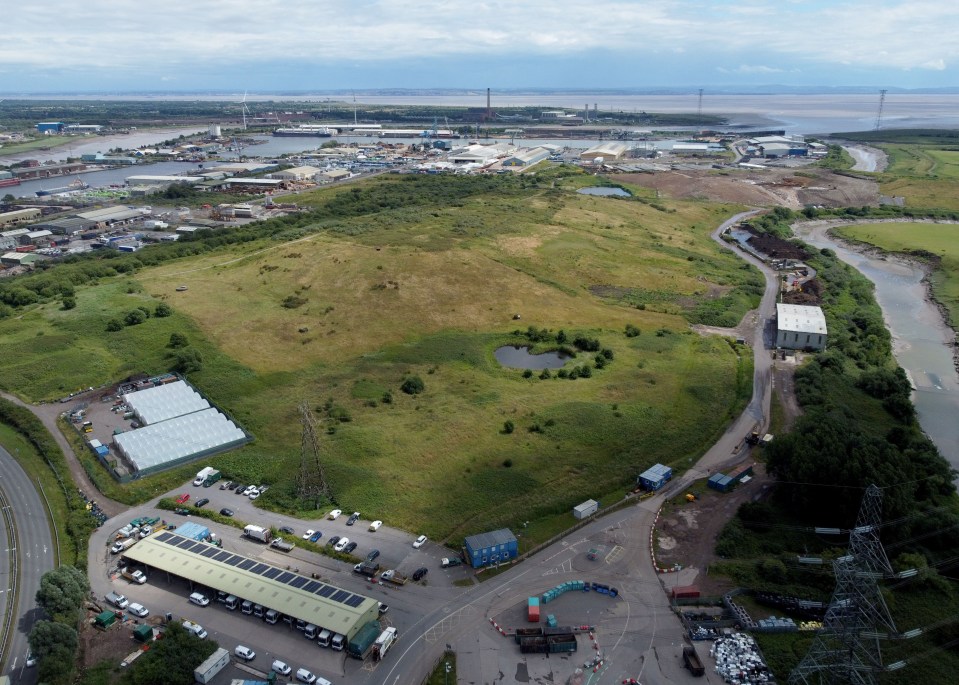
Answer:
243;525;272;543
683;645;705;677
194;647;230;684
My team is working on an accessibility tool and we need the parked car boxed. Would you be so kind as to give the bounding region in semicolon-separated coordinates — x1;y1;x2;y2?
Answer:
271;660;292;676
441;557;462;568
195;498;209;508
189;592;210;607
248;490;260;501
327;509;342;520
127;602;149;618
309;530;323;543
378;602;389;615
368;520;382;531
25;651;37;667
219;508;234;517
242;485;257;496
228;482;240;491
295;668;317;684
346;512;360;526
413;534;428;548
343;541;357;554
175;493;190;504
219;480;231;490
183;620;208;639
235;484;248;495
334;537;350;552
413;567;429;581
279;526;295;535
234;645;256;661
302;529;316;540
327;535;340;547
367;549;380;562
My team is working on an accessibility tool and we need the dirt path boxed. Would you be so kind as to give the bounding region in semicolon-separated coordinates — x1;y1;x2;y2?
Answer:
0;390;126;518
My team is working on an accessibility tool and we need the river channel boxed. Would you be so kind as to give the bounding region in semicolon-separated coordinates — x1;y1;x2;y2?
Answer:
792;222;959;473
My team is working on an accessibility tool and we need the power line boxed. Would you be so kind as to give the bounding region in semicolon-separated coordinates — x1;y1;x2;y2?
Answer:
874;89;888;131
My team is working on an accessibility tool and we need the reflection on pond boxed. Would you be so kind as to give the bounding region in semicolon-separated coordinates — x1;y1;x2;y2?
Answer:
494;346;570;369
577;187;631;197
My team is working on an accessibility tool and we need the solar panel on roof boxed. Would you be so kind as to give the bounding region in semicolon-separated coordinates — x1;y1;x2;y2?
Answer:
263;568;282;580
222;555;241;566
176;538;196;549
200;547;219;558
290;577;308;589
277;572;295;584
157;532;174;542
344;595;364;608
251;563;269;575
331;590;350;603
304;581;321;593
214;551;232;562
318;586;335;598
238;559;256;571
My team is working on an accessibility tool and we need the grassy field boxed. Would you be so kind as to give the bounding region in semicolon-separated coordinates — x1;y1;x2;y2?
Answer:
875;143;959;210
0;135;75;157
0;173;758;543
834;222;959;333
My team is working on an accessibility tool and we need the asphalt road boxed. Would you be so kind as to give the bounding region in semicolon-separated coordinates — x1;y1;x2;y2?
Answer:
0;443;57;684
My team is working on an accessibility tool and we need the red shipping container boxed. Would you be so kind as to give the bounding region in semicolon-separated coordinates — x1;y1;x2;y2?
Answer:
670;585;701;599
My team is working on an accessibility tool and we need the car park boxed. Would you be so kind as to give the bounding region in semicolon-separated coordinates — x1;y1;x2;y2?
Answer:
413;567;429;581
189;592;210;607
343;541;357;554
302;529;316;539
413;534;428;548
309;530;323;542
127;602;149;617
195;498;209;508
346;512;360;526
175;493;190;504
334;537;350;552
279;526;295;534
234;645;256;661
367;549;380;562
368;520;382;531
219;508;234;517
327;509;342;520
271;660;292;676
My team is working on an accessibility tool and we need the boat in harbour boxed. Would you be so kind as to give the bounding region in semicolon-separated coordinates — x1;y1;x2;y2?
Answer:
273;125;339;137
35;178;90;197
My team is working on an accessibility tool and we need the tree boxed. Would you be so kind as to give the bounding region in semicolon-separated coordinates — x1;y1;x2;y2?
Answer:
123;621;218;685
154;302;173;317
35;566;88;621
503;420;515;434
168;332;188;348
124;309;147;326
61;296;76;310
2;193;15;203
400;375;425;395
172;347;203;374
106;318;124;332
29;620;78;683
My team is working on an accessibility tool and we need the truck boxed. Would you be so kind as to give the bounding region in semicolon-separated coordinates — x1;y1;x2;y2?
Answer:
106;591;129;609
202;469;222;487
111;537;137;554
243;525;272;543
683;645;705;677
193;467;215;486
121;568;147;584
372;627;398;661
270;538;295;552
440;557;462;568
194;647;230;684
379;569;407;585
347;621;381;660
353;561;380;578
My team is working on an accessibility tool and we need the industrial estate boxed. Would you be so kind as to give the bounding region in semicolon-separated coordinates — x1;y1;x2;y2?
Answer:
1;93;958;685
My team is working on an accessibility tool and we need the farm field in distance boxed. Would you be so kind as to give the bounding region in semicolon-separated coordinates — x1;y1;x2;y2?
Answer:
0;172;758;543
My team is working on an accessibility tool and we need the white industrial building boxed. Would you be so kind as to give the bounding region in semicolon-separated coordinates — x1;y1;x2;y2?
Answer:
271;165;322;181
502;147;550;168
448;143;512;165
775;303;827;351
580;142;631;162
114;380;248;477
124;175;205;187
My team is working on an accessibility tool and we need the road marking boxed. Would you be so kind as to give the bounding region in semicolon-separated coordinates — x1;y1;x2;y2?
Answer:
604;546;624;564
542;559;572;576
423;603;477;643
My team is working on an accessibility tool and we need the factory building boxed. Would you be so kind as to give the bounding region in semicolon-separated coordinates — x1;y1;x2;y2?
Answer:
464;528;518;568
502;147;550;168
36;122;65;134
448;144;511;165
124;175;205;188
775;303;827;351
580;142;631;162
0;208;42;228
271;165;323;181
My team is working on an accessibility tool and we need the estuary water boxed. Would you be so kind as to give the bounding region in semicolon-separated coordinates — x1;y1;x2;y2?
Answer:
793;222;959;472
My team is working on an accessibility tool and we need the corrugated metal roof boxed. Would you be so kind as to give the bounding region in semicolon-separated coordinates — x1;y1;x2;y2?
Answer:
124;531;377;637
465;528;516;551
776;303;827;335
76;206;144;222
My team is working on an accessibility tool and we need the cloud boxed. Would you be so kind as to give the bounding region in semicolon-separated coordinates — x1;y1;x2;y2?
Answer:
1;1;957;87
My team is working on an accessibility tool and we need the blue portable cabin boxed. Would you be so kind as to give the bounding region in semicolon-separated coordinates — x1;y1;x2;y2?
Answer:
175;521;211;541
707;473;726;490
638;463;673;491
464;528;518;568
708;475;734;493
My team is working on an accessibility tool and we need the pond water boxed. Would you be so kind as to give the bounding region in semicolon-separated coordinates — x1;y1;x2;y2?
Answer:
792;222;959;474
494;346;570;369
577;187;631;197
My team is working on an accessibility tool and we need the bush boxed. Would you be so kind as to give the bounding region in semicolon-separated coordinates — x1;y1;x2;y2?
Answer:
105;318;124;332
522;369;533;378
400;376;425;395
124;309;147;326
154;302;173;317
503;420;515;434
168;332;189;348
61;296;76;310
171;347;203;374
539;369;551;379
625;324;640;337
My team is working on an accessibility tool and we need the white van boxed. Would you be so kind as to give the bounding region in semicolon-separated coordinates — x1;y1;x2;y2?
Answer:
182;620;207;639
265;609;278;624
224;595;238;610
317;628;332;647
331;633;346;651
241;600;253;615
189;592;210;607
304;623;318;639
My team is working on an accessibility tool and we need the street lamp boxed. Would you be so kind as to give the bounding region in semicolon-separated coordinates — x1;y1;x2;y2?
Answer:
445;661;451;685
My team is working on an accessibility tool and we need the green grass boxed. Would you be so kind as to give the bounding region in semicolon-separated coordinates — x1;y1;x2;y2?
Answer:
834;222;959;334
0;176;758;544
424;652;456;685
0;135;76;156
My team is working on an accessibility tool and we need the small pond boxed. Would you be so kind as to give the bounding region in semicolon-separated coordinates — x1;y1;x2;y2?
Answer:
577;187;631;197
494;346;570;369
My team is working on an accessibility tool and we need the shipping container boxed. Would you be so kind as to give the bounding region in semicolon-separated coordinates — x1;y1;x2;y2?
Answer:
638;463;673;491
528;596;540;623
671;585;701;599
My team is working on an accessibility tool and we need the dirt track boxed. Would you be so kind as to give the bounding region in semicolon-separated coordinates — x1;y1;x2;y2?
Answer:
611;167;879;209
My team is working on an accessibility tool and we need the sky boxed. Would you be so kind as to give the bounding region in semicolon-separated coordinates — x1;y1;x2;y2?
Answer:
1;0;957;93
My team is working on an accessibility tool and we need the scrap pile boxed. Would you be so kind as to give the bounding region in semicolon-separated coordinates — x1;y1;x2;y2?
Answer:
710;633;775;684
